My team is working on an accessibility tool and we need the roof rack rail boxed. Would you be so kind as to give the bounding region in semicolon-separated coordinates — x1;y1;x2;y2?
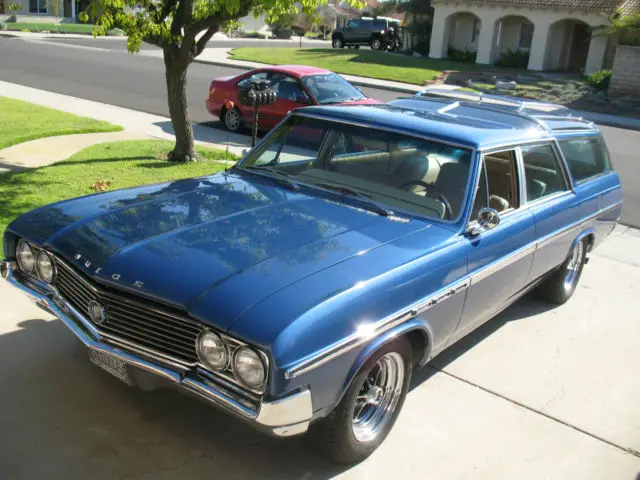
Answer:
417;86;570;116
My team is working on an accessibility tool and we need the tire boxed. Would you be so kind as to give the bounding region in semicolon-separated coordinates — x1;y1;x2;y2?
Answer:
311;337;412;464
332;37;344;49
222;107;243;133
536;238;587;305
369;37;382;50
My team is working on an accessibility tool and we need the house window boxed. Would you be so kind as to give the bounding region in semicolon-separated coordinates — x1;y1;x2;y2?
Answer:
519;23;534;50
471;19;481;43
29;0;47;13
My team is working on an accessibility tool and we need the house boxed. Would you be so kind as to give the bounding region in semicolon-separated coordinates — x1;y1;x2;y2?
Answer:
2;0;85;19
428;0;640;74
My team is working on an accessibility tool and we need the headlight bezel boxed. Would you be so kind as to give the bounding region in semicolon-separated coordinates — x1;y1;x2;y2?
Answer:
16;239;36;274
36;250;56;284
196;330;229;371
196;330;268;393
233;346;267;391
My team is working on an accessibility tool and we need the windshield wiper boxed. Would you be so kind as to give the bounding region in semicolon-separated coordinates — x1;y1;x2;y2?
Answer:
234;165;300;190
313;182;393;217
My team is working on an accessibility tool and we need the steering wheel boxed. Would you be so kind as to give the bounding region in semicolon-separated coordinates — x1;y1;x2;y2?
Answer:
401;180;453;219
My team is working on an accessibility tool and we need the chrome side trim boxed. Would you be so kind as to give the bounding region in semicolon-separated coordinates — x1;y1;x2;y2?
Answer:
285;200;622;380
1;262;312;436
285;279;470;380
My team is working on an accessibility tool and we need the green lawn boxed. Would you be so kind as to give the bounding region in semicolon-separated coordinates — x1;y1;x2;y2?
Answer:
0;140;236;251
6;22;95;34
0;97;122;150
229;48;480;85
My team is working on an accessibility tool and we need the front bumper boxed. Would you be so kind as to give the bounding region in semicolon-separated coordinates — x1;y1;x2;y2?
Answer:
1;260;312;437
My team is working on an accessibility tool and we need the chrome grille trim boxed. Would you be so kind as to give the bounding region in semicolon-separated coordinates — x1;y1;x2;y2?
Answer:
51;256;268;395
54;258;202;365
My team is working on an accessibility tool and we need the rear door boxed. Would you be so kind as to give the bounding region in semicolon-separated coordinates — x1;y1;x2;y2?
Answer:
519;142;582;283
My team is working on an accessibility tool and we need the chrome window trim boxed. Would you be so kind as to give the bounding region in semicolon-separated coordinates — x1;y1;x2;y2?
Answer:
284;201;622;380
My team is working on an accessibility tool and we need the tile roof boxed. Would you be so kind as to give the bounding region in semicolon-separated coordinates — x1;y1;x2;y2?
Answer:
433;0;640;13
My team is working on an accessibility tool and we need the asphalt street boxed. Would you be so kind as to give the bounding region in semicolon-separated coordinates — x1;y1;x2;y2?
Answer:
0;35;637;227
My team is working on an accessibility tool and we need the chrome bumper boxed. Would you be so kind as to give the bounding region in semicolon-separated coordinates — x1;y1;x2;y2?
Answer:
1;260;312;437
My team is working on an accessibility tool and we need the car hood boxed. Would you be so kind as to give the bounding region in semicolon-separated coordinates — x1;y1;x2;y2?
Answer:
9;172;426;330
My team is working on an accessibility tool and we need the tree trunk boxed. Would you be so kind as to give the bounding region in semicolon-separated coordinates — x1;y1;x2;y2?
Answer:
163;48;196;162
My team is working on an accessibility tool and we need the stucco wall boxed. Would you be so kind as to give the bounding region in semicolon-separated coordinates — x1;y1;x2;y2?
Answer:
610;46;640;96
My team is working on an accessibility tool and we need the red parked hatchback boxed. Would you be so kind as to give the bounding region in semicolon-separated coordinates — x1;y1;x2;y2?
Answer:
206;65;381;133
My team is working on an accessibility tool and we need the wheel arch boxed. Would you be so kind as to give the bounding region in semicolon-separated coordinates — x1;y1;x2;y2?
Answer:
574;228;595;255
334;319;432;408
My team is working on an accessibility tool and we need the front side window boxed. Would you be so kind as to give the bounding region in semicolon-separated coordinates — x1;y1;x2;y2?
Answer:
269;75;308;102
240;116;474;221
347;19;360;28
475;150;519;214
557;137;612;183
521;143;567;202
301;73;365;105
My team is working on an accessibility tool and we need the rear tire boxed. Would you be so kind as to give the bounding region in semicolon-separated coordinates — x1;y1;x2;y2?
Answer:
222;107;243;133
332;37;344;48
536;238;587;305
310;337;412;464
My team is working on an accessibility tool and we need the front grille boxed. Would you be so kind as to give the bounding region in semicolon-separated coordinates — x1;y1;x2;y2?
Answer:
54;259;203;364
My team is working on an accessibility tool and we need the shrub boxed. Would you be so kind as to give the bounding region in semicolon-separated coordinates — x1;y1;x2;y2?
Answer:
587;70;612;90
495;50;530;69
272;25;293;39
447;47;477;63
0;22;6;31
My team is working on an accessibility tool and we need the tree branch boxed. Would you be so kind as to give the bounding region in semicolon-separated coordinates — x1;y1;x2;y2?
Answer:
194;26;218;57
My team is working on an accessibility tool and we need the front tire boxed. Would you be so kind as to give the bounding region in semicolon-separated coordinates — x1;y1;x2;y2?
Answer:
536;238;587;305
311;337;412;464
370;37;382;50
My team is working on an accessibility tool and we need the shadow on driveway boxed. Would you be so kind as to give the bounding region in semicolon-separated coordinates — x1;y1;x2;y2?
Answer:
0;294;553;478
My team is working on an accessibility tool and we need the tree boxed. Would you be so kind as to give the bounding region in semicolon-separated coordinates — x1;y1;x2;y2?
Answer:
81;0;362;162
593;9;640;47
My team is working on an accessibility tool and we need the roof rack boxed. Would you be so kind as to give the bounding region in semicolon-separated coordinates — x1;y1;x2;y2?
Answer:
415;86;596;132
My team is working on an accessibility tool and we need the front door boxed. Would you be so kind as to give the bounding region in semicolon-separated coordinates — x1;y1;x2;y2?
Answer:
452;148;536;342
260;74;311;130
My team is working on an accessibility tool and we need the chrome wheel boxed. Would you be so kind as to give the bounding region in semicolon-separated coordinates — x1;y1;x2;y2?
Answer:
563;241;584;292
351;352;404;443
333;37;343;48
223;108;241;132
371;39;381;50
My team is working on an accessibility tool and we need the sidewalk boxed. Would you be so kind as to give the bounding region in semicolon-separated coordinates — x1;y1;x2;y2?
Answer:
0;80;251;156
184;47;640;131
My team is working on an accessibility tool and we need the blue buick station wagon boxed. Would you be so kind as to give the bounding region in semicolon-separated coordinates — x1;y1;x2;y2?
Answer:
1;89;622;463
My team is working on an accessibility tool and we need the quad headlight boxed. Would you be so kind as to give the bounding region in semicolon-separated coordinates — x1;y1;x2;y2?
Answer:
36;250;55;284
196;331;229;370
234;347;266;390
16;239;36;274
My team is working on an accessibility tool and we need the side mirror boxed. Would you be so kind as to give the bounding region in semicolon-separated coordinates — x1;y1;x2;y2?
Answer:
478;207;500;230
467;207;500;237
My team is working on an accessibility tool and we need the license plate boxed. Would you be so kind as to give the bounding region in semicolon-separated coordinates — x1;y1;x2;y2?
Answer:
89;350;135;386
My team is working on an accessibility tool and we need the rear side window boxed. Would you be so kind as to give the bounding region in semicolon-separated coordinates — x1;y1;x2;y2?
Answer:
521;143;567;202
557;137;612;183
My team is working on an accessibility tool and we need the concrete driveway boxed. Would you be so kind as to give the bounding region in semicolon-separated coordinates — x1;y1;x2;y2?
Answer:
0;227;638;479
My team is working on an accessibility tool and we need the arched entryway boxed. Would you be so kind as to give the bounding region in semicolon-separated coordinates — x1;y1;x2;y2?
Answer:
490;15;534;67
545;19;591;72
444;12;481;61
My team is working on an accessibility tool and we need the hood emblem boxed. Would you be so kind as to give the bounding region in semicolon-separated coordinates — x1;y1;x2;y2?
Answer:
88;300;107;325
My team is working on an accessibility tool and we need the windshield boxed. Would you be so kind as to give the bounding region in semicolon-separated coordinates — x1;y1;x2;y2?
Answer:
301;73;366;105
238;115;473;221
